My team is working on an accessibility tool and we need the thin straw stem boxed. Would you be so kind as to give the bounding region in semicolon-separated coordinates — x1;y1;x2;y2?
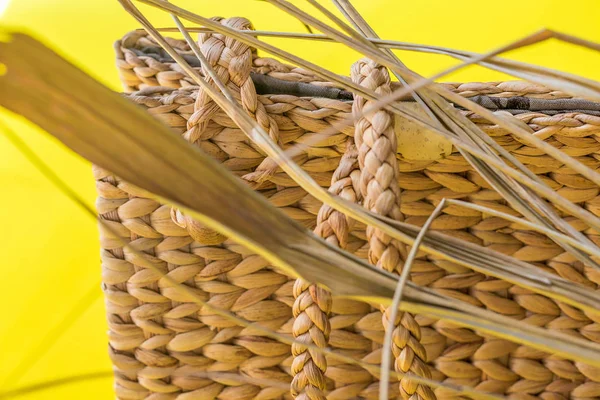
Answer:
380;199;446;400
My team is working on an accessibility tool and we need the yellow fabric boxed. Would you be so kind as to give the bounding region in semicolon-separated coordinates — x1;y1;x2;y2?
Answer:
0;0;599;398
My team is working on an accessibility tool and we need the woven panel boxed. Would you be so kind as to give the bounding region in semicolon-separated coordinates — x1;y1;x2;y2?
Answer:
99;30;600;400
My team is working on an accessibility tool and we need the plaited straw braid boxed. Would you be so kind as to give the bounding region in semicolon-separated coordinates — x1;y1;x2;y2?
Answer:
291;279;331;400
351;59;436;400
291;138;362;400
184;17;280;184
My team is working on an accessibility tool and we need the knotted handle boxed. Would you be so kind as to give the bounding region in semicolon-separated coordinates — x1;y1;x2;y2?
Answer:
173;17;280;242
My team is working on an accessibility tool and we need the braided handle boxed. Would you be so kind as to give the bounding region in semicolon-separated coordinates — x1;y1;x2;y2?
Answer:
291;138;362;400
186;17;279;148
351;59;436;400
173;17;280;239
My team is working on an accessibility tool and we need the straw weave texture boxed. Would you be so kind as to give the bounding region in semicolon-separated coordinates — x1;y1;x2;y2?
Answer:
100;24;600;400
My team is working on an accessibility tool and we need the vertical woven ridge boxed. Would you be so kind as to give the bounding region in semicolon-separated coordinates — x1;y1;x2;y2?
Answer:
291;138;361;400
351;58;436;400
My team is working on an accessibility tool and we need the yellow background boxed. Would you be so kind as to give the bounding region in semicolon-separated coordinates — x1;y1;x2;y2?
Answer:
1;0;600;398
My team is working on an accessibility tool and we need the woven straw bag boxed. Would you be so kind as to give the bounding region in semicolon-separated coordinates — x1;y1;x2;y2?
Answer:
99;17;600;400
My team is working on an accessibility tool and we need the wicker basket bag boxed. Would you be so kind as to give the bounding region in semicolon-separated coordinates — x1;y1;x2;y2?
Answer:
99;17;600;400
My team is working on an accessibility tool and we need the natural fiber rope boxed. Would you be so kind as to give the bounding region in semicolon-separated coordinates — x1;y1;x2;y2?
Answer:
183;17;280;184
291;279;331;400
170;17;283;237
351;58;436;400
291;138;361;400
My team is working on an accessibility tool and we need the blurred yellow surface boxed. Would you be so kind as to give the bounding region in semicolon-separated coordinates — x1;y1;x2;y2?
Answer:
1;0;600;398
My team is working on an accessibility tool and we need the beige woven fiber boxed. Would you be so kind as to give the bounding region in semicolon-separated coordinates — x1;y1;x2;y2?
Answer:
99;21;600;400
